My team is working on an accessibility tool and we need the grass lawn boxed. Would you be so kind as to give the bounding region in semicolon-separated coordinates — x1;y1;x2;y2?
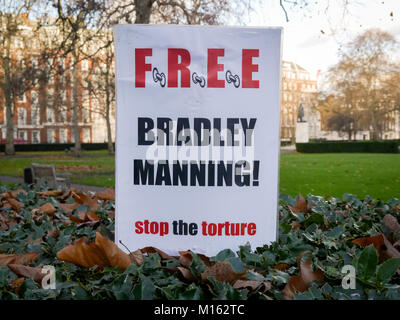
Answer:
279;153;400;201
0;151;399;200
0;150;115;188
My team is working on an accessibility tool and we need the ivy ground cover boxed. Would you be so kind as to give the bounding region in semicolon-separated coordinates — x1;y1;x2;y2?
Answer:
0;184;400;300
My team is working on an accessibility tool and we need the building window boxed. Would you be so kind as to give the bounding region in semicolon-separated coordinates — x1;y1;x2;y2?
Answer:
82;106;90;123
32;130;40;144
46;108;55;123
18;108;27;125
18;130;27;142
18;92;26;103
59;106;68;123
83;128;90;143
81;59;89;71
31;91;38;106
47;129;56;143
59;128;68;143
31;106;40;125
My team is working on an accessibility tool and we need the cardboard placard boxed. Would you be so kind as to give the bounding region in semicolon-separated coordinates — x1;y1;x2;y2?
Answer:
114;25;282;255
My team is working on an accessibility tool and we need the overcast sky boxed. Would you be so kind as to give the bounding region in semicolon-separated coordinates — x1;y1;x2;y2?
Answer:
248;0;400;80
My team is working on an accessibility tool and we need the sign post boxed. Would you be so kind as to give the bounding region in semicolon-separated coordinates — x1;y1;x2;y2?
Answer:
114;25;282;256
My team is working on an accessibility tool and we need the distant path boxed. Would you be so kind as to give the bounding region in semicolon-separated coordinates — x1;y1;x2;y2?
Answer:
0;175;107;193
280;145;296;154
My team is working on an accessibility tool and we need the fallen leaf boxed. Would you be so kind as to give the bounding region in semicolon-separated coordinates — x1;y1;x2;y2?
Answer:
201;261;246;284
352;234;400;262
47;227;60;239
383;214;400;232
233;279;271;291
72;192;99;211
58;202;80;213
177;266;196;282
0;252;39;265
282;252;324;299
37;190;64;197
57;237;108;268
8;264;45;283
291;221;301;231
6;198;24;212
289;194;307;214
178;250;211;268
95;232;131;270
97;188;115;201
142;247;175;260
10;277;25;294
57;232;131;270
129;249;144;266
274;263;290;271
39;202;57;215
10;189;26;198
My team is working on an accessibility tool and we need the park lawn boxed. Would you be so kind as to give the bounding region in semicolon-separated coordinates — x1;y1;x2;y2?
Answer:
0;151;399;200
0;150;115;188
279;153;400;201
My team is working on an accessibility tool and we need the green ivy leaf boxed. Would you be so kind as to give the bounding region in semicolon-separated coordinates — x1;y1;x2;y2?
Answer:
356;244;378;281
377;258;400;283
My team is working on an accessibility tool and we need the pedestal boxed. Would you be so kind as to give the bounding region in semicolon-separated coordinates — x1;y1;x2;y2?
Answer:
295;122;309;143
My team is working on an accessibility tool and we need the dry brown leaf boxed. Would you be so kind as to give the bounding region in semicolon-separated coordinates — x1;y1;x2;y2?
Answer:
0;252;39;265
274;263;290;271
142;247;175;260
58;202;80;213
178;250;211;268
37;190;64;197
97;188;115;201
233;279;271;291
352;234;400;262
72;192;99;211
289;194;307;214
10;277;25;294
47;227;60;239
95;232;131;270
129;250;144;266
201;261;246;284
39;202;57;215
57;232;131;270
177;266;196;282
57;237;108;268
10;189;26;198
0;214;17;231
291;221;301;231
8;264;45;283
87;211;99;221
68;211;99;224
7;198;24;212
282;252;324;300
383;214;400;232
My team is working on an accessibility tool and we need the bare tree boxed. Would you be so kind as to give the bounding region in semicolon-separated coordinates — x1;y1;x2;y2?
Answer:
84;30;115;155
51;0;104;157
0;0;48;155
105;0;252;25
320;29;400;140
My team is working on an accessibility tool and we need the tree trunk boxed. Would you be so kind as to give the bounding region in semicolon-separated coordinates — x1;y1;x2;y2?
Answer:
134;0;154;24
106;111;114;155
72;59;81;157
3;38;15;156
5;95;15;155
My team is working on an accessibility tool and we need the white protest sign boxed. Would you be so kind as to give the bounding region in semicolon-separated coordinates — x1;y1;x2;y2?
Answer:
114;25;282;256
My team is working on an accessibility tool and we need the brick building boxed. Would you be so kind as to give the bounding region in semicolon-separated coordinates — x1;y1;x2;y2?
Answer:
0;16;95;145
280;61;318;142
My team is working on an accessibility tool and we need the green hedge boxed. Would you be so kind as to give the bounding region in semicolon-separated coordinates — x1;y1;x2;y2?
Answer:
296;140;400;153
0;142;114;152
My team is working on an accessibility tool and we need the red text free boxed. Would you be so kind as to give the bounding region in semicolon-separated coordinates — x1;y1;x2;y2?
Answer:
135;48;260;88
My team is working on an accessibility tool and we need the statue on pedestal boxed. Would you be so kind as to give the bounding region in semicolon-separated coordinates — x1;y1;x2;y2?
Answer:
297;103;306;123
